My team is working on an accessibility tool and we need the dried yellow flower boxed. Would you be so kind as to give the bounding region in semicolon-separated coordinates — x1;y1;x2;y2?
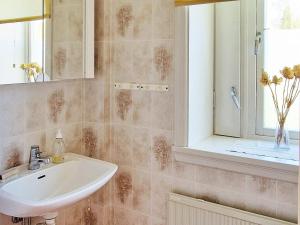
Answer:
20;62;42;82
286;99;292;108
272;75;283;85
20;63;42;73
28;70;34;77
20;64;28;70
260;71;270;86
293;64;300;78
281;67;294;79
34;64;42;73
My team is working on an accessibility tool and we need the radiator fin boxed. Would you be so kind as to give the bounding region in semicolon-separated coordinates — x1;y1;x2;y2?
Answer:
168;193;296;225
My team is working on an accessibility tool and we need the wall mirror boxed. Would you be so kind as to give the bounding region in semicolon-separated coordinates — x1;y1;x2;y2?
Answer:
0;0;94;85
175;0;300;147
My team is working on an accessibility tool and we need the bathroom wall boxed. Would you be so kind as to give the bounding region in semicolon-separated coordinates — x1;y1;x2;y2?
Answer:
0;0;112;224
0;0;298;225
107;0;298;225
52;0;84;80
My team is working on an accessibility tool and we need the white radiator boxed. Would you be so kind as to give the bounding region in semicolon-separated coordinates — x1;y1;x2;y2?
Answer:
168;193;296;225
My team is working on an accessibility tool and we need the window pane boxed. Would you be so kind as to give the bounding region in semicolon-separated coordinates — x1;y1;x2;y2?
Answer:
262;0;300;131
30;20;43;66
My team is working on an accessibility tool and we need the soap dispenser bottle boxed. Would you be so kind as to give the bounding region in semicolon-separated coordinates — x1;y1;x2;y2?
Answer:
52;129;65;164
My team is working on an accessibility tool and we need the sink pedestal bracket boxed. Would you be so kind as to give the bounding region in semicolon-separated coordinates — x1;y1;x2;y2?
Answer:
43;213;58;225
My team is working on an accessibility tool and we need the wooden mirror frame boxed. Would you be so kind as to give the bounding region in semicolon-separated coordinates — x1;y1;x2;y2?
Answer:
175;0;237;6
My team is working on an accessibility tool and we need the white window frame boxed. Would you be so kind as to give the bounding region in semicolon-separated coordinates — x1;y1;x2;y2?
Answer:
255;0;299;140
175;0;259;145
174;0;298;183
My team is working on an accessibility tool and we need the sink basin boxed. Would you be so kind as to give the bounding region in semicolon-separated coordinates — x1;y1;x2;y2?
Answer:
0;153;117;218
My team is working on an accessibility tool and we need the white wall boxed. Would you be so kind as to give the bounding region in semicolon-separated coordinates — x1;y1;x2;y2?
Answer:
0;23;26;84
188;4;214;146
214;1;241;137
0;0;44;22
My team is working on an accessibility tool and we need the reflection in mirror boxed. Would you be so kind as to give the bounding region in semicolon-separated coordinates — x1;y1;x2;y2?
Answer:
0;0;94;85
0;20;45;84
175;0;236;6
0;0;48;84
0;0;50;24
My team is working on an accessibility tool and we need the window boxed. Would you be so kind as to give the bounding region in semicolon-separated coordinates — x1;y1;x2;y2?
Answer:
0;22;27;83
0;20;45;84
174;0;299;182
186;0;300;146
29;20;44;67
256;0;300;139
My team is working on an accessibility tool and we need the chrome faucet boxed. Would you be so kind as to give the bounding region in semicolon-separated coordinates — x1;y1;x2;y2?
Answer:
28;145;51;170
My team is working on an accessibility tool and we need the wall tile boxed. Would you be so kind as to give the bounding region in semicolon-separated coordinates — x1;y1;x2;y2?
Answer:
132;127;151;170
0;85;25;138
91;181;112;206
276;181;298;206
68;5;83;42
151;129;173;175
132;41;153;83
68;42;83;78
113;166;133;208
95;0;105;41
53;44;68;78
0;136;24;171
113;207;150;225
53;7;68;42
151;174;172;221
245;175;277;200
172;160;195;181
244;196;277;219
276;203;298;223
152;40;174;84
112;0;134;40
112;0;152;41
84;80;105;123
132;91;151;126
132;169;151;214
0;214;14;225
111;42;133;82
195;166;246;193
95;42;111;80
60;81;83;125
194;182;221;204
151;91;174;131
113;125;133;166
24;84;46;132
82;123;106;159
45;82;66;126
113;89;133;123
132;0;152;40
103;206;114;225
172;178;195;198
64;201;84;225
194;182;246;210
152;0;174;39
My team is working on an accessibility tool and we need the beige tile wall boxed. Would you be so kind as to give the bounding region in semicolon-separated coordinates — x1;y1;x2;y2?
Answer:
0;0;297;225
52;0;84;80
0;0;112;224
107;0;298;224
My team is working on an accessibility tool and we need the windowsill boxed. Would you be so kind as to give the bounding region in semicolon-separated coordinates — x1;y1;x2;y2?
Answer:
173;136;299;183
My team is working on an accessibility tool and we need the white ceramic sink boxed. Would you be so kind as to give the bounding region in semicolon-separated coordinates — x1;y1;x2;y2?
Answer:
0;153;117;218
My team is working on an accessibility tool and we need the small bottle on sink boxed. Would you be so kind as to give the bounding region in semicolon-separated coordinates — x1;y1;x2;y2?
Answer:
52;129;65;164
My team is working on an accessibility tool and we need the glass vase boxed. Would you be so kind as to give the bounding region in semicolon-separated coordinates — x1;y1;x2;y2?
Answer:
274;124;290;150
